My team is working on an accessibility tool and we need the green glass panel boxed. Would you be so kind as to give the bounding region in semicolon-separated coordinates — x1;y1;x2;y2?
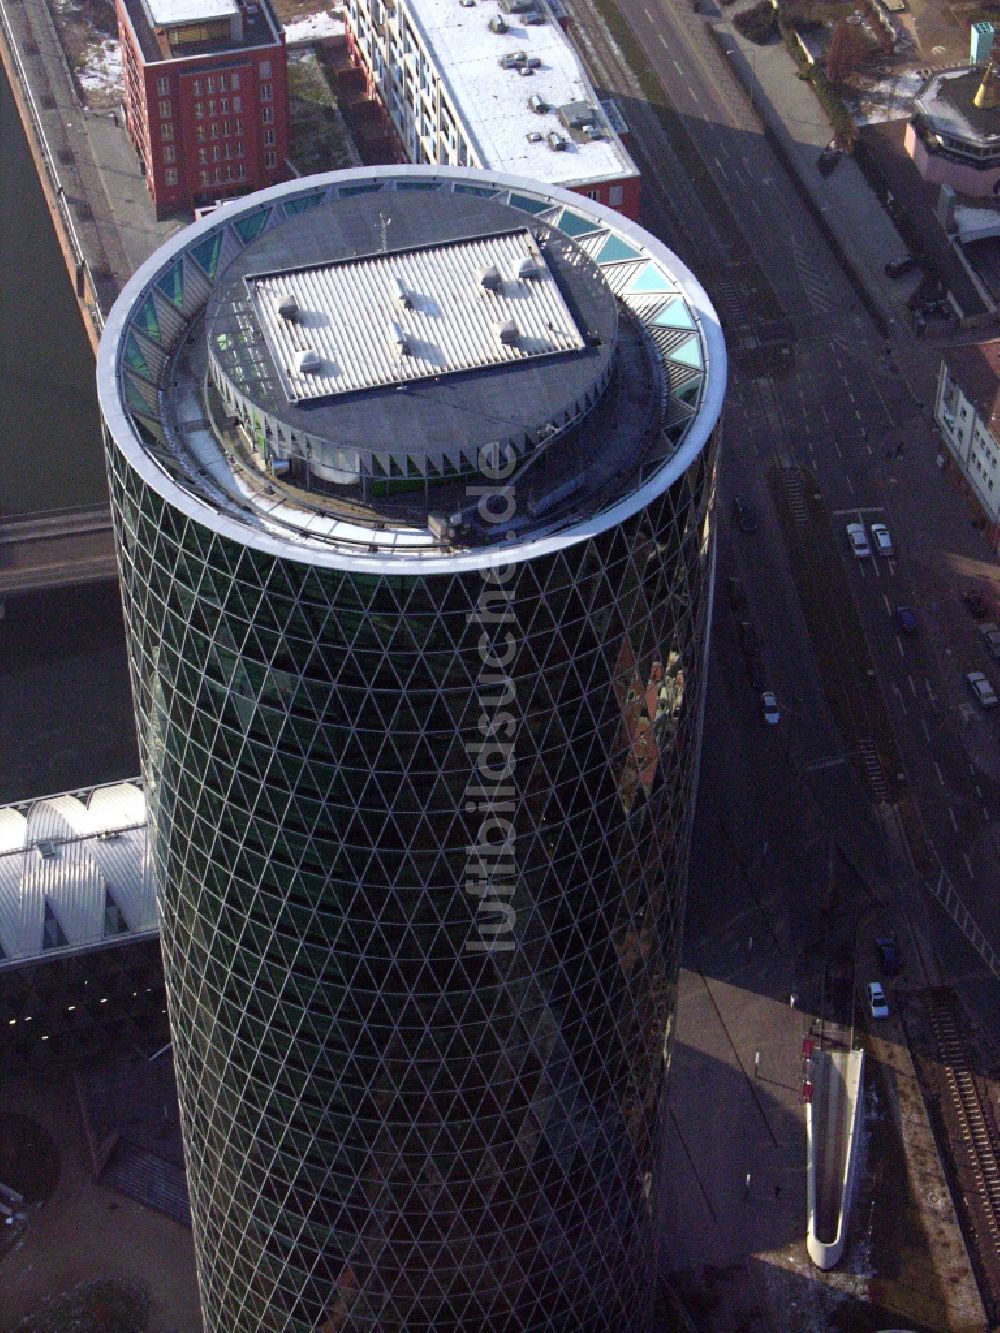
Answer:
234;209;271;244
156;262;184;308
191;231;225;279
652;296;695;329
134;294;161;342
596;234;642;265
507;192;549;216
283;194;323;216
555;208;601;238
668;334;703;370
123;332;150;376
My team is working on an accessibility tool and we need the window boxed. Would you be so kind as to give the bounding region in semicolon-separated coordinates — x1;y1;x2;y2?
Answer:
237;162;246;178
195;101;204;119
210;122;219;138
260;81;272;101
265;150;277;168
235;118;244;133
156;75;170;95
198;147;208;164
161;121;174;141
609;184;624;206
259;60;271;78
233;96;242;113
208;99;216;116
263;127;275;146
196;126;206;143
219;73;228;91
193;78;203;96
232;72;240;90
165;167;178;186
262;106;273;124
224;142;232;159
199;169;210;185
236;140;245;156
220;97;229;113
163;144;175;163
212;144;221;161
206;76;215;94
159;99;171;119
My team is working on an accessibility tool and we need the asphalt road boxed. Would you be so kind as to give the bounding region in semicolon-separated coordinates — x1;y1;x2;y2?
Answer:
563;0;1000;1016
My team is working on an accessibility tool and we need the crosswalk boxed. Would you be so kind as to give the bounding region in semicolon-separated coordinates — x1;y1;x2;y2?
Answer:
855;738;890;802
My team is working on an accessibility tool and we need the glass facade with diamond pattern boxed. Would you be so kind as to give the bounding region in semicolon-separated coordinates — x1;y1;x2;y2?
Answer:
99;168;724;1332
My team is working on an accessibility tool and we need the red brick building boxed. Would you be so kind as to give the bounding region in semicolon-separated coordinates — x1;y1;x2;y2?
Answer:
116;0;290;217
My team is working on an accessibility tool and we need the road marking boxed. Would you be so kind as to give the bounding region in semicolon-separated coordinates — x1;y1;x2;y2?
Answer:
964;852;975;880
892;682;907;715
908;675;917;698
645;5;653;17
925;678;936;704
921;717;931;742
833;441;843;459
831;507;886;515
714;154;728;179
896;635;904;658
882;593;892;615
671;52;681;68
948;806;958;832
984;805;991;822
804;754;847;773
975;784;983;799
934;761;945;785
845;474;854;495
866;441;873;455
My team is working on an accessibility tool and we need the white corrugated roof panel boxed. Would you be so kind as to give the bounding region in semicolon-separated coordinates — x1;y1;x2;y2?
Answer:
250;228;586;403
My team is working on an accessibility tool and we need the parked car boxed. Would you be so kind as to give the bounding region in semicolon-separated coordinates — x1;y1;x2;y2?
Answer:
895;606;918;635
761;690;780;725
732;496;757;533
963;590;988;620
875;936;902;977
885;255;920;279
817;144;842;177
870;522;894;557
980;622;1000;661
967;670;999;709
846;522;871;558
868;981;890;1019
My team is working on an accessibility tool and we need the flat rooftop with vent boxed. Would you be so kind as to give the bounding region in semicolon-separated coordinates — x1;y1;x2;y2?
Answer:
99;168;724;568
124;0;281;63
343;0;640;217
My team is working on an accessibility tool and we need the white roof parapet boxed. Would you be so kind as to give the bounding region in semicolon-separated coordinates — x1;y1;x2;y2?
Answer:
0;781;155;968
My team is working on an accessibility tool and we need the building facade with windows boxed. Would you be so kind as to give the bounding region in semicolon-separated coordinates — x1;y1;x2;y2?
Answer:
343;0;640;218
97;166;723;1330
935;344;1000;546
116;0;289;217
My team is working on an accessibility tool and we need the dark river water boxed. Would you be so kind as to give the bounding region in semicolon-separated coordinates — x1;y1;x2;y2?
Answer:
0;65;107;514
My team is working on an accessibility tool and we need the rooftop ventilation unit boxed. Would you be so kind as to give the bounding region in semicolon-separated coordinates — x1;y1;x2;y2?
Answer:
582;122;603;140
518;255;541;280
488;14;508;31
394;275;413;309
546;130;568;151
480;264;502;292
500;0;536;11
559;100;598;131
497;319;519;346
276;294;299;322
519;63;535;76
526;9;546;21
499;49;528;67
459;0;476;7
526;130;543;142
296;349;322;375
391;321;412;357
527;92;547;113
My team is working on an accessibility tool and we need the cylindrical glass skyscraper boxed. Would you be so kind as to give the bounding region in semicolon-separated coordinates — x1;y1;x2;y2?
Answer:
97;168;725;1332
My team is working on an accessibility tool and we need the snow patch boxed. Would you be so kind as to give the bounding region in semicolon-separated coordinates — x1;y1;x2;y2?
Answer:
79;39;123;94
283;11;346;44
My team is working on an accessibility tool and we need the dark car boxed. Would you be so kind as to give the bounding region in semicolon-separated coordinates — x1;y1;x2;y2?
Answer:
885;255;920;279
738;620;760;658
817;145;842;177
964;590;989;620
732;496;757;533
895;606;918;635
875;936;902;977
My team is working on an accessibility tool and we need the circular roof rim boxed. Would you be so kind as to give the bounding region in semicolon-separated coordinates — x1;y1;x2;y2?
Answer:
97;165;727;576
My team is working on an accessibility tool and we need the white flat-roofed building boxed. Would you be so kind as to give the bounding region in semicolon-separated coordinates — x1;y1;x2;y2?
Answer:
344;0;641;217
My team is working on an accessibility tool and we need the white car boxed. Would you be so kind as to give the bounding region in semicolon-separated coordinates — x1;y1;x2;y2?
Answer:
761;691;780;725
846;522;871;558
967;670;999;709
870;522;894;557
868;981;889;1019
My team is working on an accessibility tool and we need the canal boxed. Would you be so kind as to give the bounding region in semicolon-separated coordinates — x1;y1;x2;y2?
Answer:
0;64;107;515
0;66;138;802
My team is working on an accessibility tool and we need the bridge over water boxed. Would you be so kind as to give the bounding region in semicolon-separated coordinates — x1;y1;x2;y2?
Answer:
0;504;117;599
